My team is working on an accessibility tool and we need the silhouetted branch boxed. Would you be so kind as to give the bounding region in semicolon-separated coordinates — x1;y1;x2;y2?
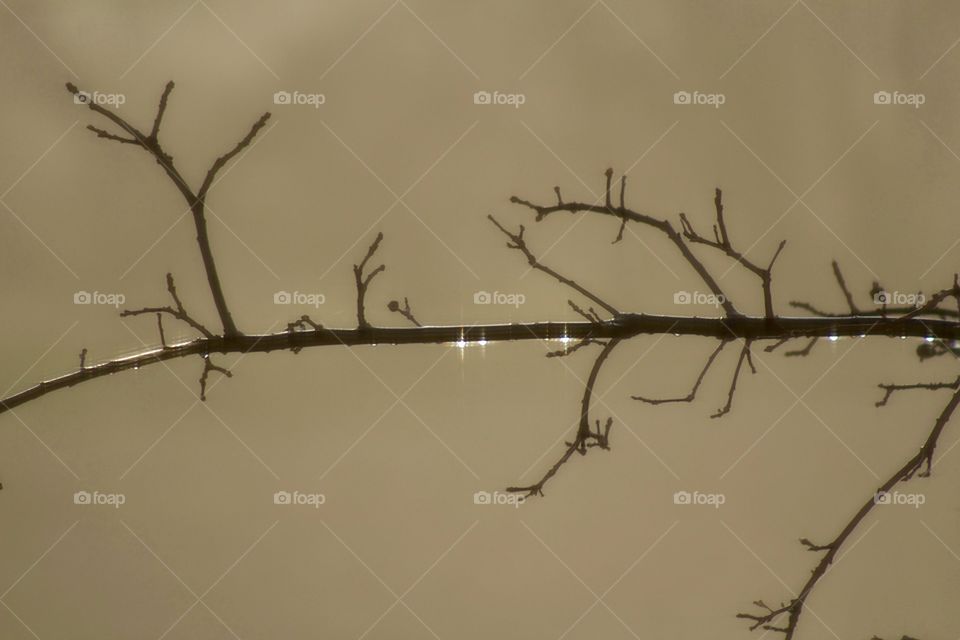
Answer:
831;260;860;314
354;232;385;328
388;297;421;327
791;265;960;323
545;336;605;358
67;81;270;337
121;273;215;339
6;84;960;640
738;382;960;638
197;112;271;199
286;315;323;332
679;188;786;318
198;355;232;401
633;339;728;404
157;313;167;347
6;315;960;419
511;170;740;317
785;337;818;357
711;340;755;418
875;378;960;407
488;214;619;317
507;338;621;497
764;337;790;352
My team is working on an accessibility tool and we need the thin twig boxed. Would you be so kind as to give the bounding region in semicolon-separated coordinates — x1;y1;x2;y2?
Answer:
388;297;421;327
507;338;622;497
489;215;619;317
354;232;385;328
633;339;728;404
120;273;214;339
711;340;755;418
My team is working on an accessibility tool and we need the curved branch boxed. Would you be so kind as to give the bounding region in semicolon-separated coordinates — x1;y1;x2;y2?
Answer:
739;380;960;637
120;273;214;338
507;338;622;497
633;339;728;404
510;170;740;317
4;315;960;419
67;82;271;338
488;214;619;317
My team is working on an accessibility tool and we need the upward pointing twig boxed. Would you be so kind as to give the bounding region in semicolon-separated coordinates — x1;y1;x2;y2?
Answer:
354;232;386;329
67;81;272;338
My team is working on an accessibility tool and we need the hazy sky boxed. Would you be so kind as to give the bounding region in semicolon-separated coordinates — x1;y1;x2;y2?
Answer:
1;1;959;638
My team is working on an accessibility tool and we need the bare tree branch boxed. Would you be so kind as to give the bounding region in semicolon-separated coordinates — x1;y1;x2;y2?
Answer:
875;378;960;408
711;340;755;418
679;189;786;318
488;214;619;317
511;170;740;317
354;232;385;328
831;260;861;314
67;81;271;337
199;355;232;401
388;297;421;327
120;273;215;339
738;381;960;637
507;338;622;497
785;337;819;358
633;339;728;404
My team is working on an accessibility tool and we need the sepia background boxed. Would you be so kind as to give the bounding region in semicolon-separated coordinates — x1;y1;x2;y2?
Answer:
0;1;959;638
